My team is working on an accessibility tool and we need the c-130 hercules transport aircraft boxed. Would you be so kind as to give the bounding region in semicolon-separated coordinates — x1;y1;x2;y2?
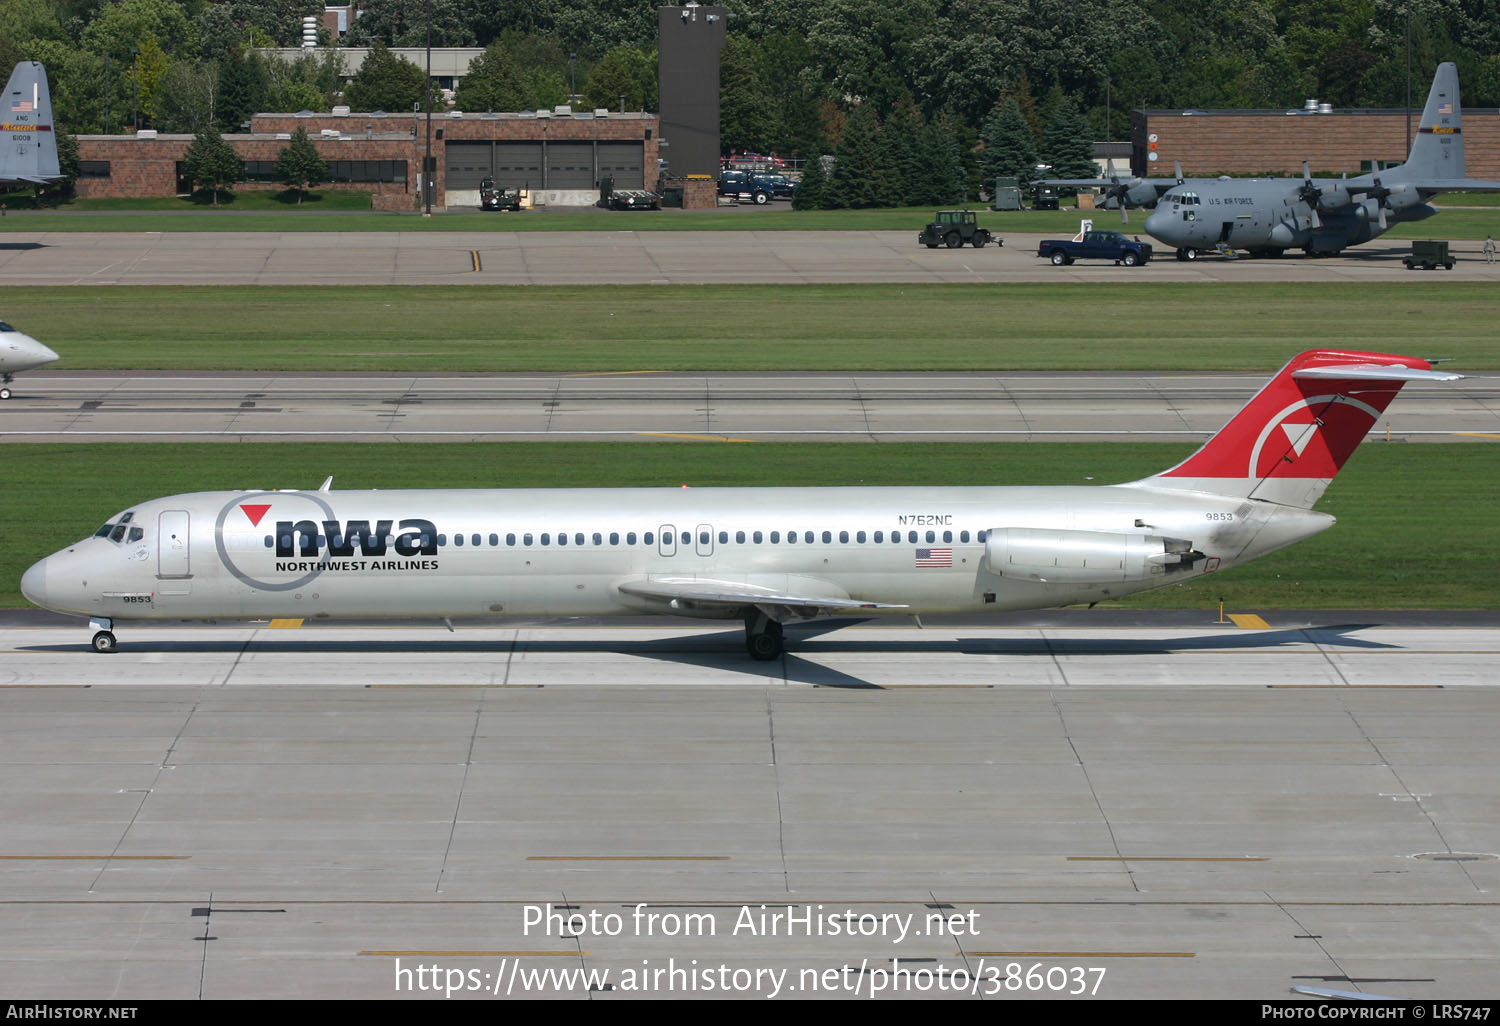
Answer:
22;350;1460;659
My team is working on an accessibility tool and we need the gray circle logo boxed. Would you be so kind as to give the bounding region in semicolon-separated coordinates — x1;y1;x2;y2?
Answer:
215;491;337;592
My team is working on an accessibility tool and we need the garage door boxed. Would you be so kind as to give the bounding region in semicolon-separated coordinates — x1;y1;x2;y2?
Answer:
547;142;596;189
597;142;644;189
492;142;542;189
445;141;494;191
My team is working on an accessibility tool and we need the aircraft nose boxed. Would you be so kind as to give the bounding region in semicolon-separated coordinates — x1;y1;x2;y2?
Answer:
20;557;49;608
21;336;59;366
1143;209;1170;239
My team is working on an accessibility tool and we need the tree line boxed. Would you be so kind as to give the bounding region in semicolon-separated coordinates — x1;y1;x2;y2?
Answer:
6;0;1498;202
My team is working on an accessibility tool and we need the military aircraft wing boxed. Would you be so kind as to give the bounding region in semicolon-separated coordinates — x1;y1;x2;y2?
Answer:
618;576;907;618
1415;177;1500;192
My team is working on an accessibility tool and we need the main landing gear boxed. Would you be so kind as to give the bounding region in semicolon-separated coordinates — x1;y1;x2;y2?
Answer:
90;617;116;653
744;611;784;661
1;373;14;400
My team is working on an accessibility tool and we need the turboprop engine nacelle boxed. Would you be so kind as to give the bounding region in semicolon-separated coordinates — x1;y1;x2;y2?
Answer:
985;527;1203;584
1315;183;1352;209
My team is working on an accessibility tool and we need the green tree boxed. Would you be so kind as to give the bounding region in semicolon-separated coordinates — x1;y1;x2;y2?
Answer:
274;125;327;203
912;115;964;206
155;61;218;134
217;49;268;131
80;0;198;64
1039;95;1096;182
342;41;428;113
182;127;242;206
791;154;829;210
345;0;477;47
129;38;170;128
455;40;532;112
827;104;892;209
193;3;242;62
980;98;1038;191
882;95;925;207
582;45;655;112
720;37;774;154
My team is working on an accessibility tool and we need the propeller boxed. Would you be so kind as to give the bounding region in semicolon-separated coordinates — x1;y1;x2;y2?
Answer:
1096;158;1135;223
1297;161;1323;228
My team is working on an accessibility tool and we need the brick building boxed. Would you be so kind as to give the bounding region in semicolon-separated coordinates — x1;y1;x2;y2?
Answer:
74;109;661;211
1131;107;1500;179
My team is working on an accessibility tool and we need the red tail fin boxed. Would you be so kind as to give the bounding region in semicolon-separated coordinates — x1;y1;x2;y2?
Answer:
1138;349;1458;508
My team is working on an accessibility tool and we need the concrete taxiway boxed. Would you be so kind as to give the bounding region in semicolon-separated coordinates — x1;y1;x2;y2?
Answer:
2;616;1499;999
5;369;1496;442
4;229;1500;285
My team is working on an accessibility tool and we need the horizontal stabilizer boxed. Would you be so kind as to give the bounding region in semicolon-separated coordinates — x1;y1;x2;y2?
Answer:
1294;362;1463;382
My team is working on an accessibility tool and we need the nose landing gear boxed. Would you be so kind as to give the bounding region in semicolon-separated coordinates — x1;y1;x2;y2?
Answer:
90;618;116;653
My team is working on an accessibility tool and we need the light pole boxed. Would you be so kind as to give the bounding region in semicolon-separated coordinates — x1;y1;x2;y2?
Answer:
423;0;432;215
570;53;577;102
131;48;139;131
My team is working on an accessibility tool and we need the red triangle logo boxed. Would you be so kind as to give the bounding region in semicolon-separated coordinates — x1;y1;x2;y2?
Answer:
240;504;271;526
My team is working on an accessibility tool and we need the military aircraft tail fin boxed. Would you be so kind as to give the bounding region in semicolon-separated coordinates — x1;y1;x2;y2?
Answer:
1132;350;1460;509
1;61;60;185
1400;61;1464;180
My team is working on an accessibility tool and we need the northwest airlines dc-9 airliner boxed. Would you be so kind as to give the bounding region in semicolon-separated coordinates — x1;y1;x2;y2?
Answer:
21;350;1460;659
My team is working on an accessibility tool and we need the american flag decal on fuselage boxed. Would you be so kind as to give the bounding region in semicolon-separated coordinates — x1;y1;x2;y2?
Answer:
914;548;952;567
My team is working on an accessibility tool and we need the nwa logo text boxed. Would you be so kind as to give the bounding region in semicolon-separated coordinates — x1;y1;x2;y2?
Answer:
276;519;439;558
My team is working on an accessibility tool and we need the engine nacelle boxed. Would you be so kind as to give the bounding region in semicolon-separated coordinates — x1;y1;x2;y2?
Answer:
1384;183;1422;210
1355;198;1386;222
1124;181;1159;208
984;528;1203;584
1316;183;1352;210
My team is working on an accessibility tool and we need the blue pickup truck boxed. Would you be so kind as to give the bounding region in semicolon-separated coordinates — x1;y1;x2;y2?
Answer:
1037;230;1153;266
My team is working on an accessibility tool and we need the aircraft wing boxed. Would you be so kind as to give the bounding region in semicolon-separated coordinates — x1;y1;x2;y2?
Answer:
1421;178;1500;193
618;576;907;619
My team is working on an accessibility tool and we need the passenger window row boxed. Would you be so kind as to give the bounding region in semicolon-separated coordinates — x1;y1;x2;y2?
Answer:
264;529;986;549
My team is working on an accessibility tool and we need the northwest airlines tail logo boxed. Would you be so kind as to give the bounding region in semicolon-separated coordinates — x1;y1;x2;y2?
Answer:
1247;395;1382;479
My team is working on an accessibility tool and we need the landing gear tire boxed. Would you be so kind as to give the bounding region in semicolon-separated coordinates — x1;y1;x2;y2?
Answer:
91;630;117;653
744;614;784;661
0;387;11;400
1176;247;1196;261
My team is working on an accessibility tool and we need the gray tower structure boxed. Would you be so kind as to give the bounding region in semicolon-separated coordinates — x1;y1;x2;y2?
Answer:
657;4;728;178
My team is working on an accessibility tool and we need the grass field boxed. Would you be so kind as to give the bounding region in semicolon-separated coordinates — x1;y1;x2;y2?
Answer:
4;442;1495;611
4;282;1499;371
4;202;1500;238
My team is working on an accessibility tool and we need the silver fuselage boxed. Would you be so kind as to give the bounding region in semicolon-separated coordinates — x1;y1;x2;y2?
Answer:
22;484;1334;625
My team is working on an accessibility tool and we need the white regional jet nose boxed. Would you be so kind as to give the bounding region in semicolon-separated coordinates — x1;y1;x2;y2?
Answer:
14;334;59;367
20;557;48;608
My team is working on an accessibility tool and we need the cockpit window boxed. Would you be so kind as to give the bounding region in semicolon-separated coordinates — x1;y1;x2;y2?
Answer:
95;511;141;544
